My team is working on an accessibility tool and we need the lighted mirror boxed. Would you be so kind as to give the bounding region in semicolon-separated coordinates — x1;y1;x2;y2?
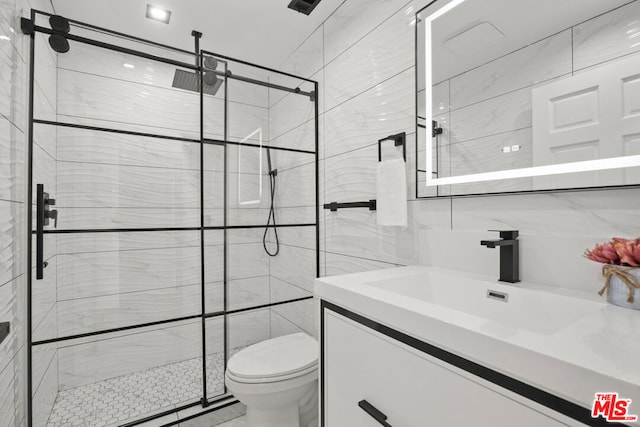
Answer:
416;0;640;197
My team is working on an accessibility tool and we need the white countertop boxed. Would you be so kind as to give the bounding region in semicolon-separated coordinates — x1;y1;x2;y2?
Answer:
315;265;640;413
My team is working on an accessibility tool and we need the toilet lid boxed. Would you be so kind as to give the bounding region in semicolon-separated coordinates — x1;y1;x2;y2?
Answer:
227;333;318;380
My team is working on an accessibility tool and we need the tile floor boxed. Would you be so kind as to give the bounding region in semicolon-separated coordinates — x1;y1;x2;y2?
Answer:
46;350;236;427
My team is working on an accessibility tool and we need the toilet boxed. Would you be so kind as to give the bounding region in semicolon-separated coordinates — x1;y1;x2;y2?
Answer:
225;333;319;427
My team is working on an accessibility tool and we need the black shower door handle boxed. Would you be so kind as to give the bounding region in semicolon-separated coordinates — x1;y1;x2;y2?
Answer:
36;184;45;280
358;400;393;426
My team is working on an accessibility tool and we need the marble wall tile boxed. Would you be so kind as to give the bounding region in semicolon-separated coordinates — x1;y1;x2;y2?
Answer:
221;101;270;144
324;6;415;111
57;230;202;254
273;226;317;251
0;27;26;131
449;30;572;109
226;309;270;351
56;115;200;141
0;360;16;427
323;0;413;64
573;1;640;71
223;228;263;245
58;206;202;229
275;162;316;208
57;320;201;389
273;205;316;225
225;276;270;312
57;68;201;137
451;188;640;238
270;310;305;339
12;344;26;427
57;127;209;171
269;281;315;337
269;89;316;141
57;284;205;336
270;244;316;292
32;351;57;427
268;112;319;153
56;246;203;300
31;142;55;217
323;67;414;158
33;33;56;115
31;306;56;398
227;242;269;281
325;207;419;266
0;117;25;202
269;149;316;175
0;279;17;370
56;162;207;209
31;255;55;337
324;251;400;277
219;207;267;227
0;201;23;288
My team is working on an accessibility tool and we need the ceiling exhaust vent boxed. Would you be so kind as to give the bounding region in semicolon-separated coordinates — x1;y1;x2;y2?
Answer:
288;0;322;15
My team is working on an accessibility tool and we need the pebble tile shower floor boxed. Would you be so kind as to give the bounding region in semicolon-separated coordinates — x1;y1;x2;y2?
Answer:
46;350;234;427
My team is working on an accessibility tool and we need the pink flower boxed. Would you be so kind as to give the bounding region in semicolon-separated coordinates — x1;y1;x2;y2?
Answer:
615;241;640;267
585;238;640;266
585;242;619;264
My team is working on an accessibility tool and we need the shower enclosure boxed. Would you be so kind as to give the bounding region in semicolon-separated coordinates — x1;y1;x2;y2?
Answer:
23;9;319;427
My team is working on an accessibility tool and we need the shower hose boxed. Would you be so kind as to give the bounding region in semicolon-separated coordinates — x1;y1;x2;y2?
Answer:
263;170;280;256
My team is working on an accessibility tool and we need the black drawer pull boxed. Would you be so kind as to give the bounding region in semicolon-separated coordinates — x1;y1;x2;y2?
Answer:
358;399;392;426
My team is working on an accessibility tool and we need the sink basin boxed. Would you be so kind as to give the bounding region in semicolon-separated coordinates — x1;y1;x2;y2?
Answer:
315;265;640;410
365;269;604;335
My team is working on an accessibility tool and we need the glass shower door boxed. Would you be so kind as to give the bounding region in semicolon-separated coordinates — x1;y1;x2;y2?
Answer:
27;16;224;426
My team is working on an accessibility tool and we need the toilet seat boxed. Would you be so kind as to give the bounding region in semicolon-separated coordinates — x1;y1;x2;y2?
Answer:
227;333;318;384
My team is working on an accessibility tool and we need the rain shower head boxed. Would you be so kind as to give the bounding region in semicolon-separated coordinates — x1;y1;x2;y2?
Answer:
172;56;222;96
172;69;223;96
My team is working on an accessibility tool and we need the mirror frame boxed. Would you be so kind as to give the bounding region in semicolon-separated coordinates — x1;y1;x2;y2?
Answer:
415;0;640;198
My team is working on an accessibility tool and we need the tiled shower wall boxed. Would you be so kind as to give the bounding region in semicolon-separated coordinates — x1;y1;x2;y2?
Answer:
1;0;58;426
278;0;640;296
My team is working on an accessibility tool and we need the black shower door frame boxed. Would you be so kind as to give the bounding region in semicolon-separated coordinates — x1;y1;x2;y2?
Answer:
23;9;320;427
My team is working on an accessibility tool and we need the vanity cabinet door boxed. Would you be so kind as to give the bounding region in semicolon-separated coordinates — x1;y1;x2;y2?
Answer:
324;311;567;426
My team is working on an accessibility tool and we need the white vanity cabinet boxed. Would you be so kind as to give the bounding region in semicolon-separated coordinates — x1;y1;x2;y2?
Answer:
323;309;570;426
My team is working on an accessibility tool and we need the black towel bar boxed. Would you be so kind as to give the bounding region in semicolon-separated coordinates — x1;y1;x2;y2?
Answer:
323;200;376;211
378;132;406;162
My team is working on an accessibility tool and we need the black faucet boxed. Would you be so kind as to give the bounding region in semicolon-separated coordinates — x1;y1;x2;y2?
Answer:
480;230;520;283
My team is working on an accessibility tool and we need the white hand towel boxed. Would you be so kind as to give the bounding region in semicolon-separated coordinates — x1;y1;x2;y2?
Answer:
376;158;407;227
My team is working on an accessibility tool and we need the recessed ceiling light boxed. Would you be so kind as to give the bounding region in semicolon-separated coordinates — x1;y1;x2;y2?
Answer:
123;63;135;69
146;5;171;24
0;35;10;41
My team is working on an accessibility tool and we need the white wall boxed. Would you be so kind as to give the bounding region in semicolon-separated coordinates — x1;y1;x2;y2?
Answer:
278;0;640;297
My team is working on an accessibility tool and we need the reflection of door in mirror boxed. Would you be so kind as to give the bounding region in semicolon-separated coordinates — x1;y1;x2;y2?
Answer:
532;54;640;190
